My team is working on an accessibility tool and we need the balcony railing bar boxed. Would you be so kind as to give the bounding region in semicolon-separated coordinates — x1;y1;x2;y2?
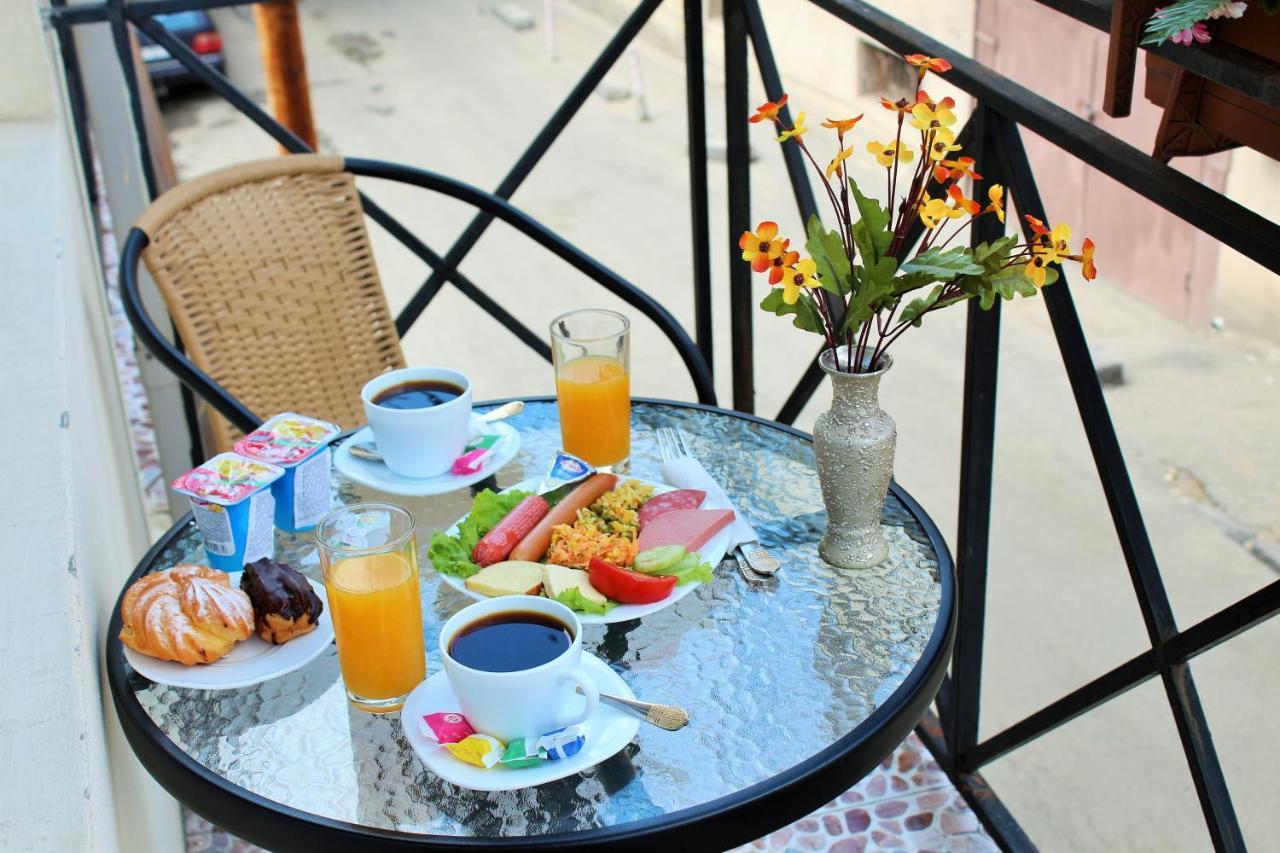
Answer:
683;0;714;367
991;110;1245;850
391;0;665;340
724;0;754;411
966;578;1280;769
804;0;1280;276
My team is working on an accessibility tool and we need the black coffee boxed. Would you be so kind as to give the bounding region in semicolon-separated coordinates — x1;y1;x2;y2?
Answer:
372;379;463;410
449;611;572;673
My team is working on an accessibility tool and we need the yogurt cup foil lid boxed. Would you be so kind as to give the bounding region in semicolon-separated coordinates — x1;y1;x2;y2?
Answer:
234;412;340;467
171;452;285;505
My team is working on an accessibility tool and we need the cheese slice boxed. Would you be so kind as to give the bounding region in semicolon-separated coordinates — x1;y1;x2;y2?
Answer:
465;560;544;597
542;563;608;605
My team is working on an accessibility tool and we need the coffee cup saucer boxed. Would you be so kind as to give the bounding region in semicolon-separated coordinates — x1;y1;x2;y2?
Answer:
333;417;520;497
401;653;641;792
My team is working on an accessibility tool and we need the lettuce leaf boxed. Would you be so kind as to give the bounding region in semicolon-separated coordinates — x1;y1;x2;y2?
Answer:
428;488;532;578
655;556;714;586
553;587;617;615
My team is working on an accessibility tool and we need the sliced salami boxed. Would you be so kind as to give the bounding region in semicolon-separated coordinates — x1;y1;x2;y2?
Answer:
637;489;707;528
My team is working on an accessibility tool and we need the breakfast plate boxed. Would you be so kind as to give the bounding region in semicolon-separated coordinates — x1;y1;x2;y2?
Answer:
436;476;733;625
122;572;334;690
333;417;520;497
401;653;641;791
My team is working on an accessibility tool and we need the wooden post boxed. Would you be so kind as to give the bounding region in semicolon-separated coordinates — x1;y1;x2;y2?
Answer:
252;0;317;151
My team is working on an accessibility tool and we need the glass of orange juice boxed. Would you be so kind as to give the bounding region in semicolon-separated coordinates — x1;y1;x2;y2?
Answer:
551;309;631;470
316;503;425;713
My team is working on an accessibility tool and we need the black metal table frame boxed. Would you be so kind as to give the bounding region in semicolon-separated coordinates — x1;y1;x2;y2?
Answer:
106;397;957;852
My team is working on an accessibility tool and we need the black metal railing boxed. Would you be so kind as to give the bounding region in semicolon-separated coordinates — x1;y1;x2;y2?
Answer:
49;0;1280;849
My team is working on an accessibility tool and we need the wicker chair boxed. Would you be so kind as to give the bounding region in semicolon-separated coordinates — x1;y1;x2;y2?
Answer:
127;155;405;453
120;155;715;457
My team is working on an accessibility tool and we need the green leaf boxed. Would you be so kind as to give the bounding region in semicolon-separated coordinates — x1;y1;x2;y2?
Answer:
554;587;617;615
1140;0;1223;45
805;214;851;296
975;265;1051;309
899;246;985;280
899;285;945;327
848;177;892;265
427;488;533;578
761;286;824;334
842;256;897;334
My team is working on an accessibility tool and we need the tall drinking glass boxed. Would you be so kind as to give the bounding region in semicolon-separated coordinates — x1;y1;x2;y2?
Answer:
551;309;631;470
316;503;425;713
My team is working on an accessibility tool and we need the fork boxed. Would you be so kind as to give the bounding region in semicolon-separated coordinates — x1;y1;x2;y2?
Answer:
655;426;781;579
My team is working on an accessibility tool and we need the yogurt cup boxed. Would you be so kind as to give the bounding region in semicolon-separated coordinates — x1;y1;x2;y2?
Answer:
171;453;285;571
234;412;340;532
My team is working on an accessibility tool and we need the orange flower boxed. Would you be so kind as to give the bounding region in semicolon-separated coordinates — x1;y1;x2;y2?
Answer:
904;54;952;77
821;115;863;134
767;243;801;285
947;183;980;216
933;156;982;183
985;185;1005;223
1065;237;1098;281
749;94;788;124
1024;214;1050;239
739;221;784;272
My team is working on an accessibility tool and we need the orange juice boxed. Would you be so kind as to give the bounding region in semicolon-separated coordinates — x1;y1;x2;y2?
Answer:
555;355;630;466
325;549;425;710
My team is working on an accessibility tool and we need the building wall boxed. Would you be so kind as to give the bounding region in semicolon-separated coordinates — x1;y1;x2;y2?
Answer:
0;1;182;851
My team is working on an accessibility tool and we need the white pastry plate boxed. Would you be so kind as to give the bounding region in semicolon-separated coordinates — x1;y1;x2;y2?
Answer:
401;653;641;792
333;417;520;497
436;476;732;625
123;571;334;690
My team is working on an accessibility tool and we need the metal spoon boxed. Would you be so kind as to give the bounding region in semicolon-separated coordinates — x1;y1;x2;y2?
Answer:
579;687;690;731
347;400;524;463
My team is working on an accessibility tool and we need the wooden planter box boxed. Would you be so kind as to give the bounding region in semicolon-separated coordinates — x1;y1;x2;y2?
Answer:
1105;0;1280;162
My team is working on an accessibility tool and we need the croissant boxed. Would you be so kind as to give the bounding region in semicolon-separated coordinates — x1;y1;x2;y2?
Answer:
120;565;255;665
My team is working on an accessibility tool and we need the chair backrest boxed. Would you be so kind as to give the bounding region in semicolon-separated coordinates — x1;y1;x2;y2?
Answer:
133;155;405;453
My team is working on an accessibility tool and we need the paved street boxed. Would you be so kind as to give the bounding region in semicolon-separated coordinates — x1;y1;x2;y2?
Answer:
152;1;1279;849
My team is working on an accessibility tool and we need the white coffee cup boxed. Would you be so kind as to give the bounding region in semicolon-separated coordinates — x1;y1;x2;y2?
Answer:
361;367;472;478
439;595;600;742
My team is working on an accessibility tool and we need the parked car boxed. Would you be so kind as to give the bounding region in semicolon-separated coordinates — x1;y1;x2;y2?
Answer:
138;10;225;94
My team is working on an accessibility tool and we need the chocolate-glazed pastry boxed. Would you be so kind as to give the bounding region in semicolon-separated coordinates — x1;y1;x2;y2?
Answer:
240;558;324;644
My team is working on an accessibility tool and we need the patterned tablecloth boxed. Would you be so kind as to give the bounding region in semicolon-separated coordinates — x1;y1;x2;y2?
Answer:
124;400;943;841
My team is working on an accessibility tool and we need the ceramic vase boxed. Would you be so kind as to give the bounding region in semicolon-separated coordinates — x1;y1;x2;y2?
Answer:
813;347;896;569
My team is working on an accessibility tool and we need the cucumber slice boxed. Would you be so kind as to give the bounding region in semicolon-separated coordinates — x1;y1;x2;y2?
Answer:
634;545;686;574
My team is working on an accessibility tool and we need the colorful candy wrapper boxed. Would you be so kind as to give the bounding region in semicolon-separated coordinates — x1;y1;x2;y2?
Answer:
420;712;476;745
170;453;284;572
451;433;502;475
539;451;594;492
443;734;505;769
498;726;586;768
234;412;339;533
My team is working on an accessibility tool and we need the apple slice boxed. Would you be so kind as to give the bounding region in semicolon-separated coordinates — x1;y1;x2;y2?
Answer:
465;560;543;597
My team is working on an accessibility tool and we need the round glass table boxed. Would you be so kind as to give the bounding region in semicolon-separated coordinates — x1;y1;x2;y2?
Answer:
107;400;954;851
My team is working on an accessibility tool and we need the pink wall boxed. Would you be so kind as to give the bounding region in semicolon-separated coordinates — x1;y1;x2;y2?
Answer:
975;0;1228;325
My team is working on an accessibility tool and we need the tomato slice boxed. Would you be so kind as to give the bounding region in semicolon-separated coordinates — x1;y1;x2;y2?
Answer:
588;557;677;605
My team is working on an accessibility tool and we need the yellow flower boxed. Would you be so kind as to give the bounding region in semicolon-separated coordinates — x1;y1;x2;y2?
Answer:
867;139;913;168
918;193;964;229
909;98;957;131
926;135;962;162
1049;222;1072;257
781;258;819;304
1024;254;1050;287
825;146;854;178
985;185;1005;223
739;221;784;272
777;112;808;143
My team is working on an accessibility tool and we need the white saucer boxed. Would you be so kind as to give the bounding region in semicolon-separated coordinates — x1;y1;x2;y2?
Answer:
333;418;521;497
123;572;334;690
401;653;641;792
437;476;732;625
